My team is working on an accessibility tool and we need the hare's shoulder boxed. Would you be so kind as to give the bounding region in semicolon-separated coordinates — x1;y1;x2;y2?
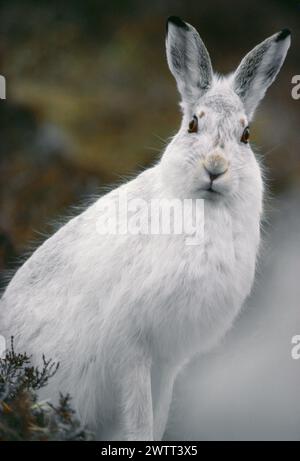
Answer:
2;168;158;295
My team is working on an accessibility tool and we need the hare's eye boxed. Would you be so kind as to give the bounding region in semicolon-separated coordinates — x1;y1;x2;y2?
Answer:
188;115;198;133
241;126;250;144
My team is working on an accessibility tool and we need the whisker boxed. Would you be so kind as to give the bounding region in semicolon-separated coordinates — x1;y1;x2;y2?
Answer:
152;134;170;146
258;143;282;159
144;146;162;153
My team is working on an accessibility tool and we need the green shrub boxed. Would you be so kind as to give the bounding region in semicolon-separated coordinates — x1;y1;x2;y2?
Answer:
0;337;92;441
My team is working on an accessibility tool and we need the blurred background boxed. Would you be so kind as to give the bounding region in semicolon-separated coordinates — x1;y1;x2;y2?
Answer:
0;0;299;440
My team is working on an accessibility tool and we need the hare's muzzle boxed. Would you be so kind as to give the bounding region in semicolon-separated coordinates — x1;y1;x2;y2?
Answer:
203;153;228;182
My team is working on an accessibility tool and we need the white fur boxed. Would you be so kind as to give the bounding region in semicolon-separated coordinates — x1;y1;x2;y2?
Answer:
0;19;290;440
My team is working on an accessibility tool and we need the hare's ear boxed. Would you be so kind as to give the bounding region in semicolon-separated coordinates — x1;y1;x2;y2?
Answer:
166;16;213;106
233;29;291;119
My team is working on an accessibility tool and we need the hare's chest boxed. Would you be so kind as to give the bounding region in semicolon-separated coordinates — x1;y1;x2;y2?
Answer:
150;211;257;360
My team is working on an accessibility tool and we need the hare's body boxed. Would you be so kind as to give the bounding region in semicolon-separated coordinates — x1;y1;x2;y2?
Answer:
1;163;261;439
0;17;290;440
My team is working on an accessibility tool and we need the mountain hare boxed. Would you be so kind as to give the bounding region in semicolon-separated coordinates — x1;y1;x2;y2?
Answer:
0;17;290;440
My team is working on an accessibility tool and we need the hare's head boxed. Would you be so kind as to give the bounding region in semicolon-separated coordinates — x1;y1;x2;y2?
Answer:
161;17;290;202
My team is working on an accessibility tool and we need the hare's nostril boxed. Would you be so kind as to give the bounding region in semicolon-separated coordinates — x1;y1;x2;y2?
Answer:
203;165;227;182
203;153;229;181
209;171;223;182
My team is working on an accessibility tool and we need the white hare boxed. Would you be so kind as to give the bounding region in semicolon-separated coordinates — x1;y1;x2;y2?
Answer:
0;17;290;440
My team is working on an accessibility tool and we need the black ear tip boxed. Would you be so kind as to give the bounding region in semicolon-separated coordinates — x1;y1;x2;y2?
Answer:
276;28;291;42
166;16;188;32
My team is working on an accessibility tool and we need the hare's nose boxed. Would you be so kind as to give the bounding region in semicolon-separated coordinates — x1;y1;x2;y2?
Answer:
204;153;228;181
207;171;223;182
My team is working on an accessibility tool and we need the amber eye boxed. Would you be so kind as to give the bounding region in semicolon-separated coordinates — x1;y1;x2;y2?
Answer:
241;126;250;144
188;115;198;133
